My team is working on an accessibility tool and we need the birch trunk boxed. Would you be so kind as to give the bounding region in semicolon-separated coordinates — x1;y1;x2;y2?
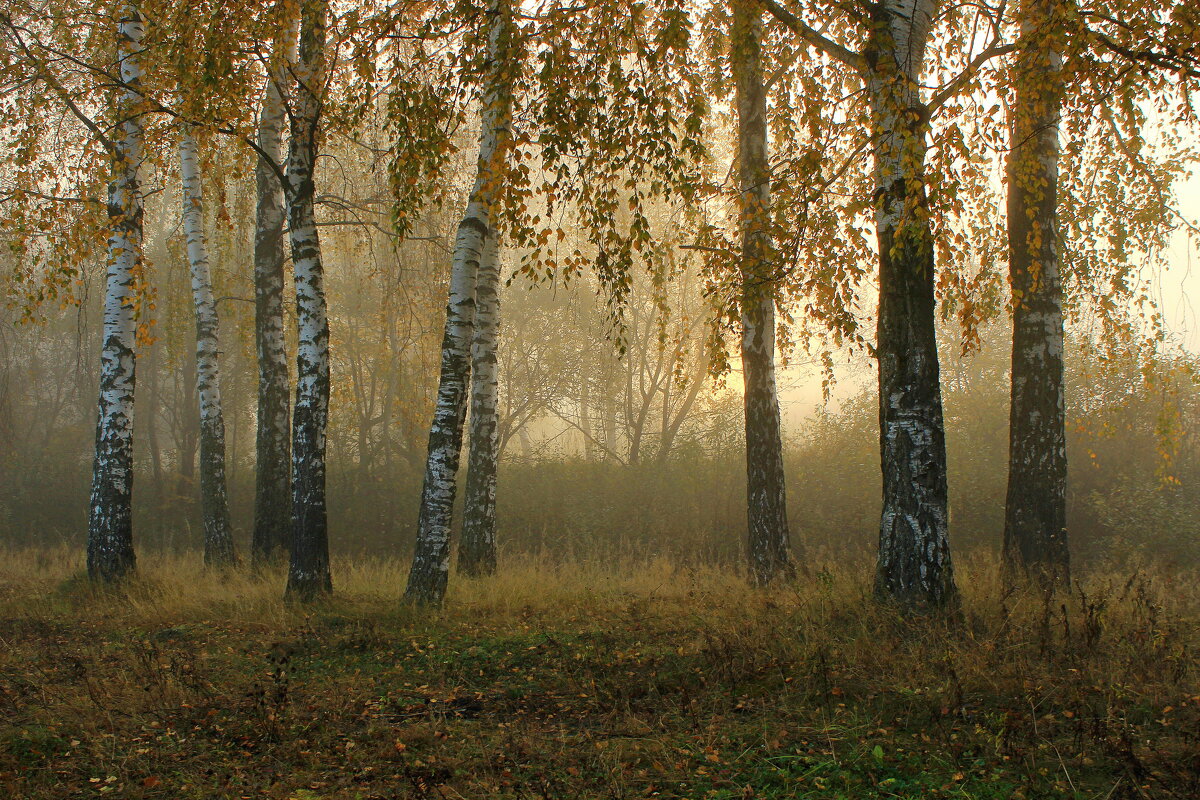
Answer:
405;0;513;605
252;37;292;568
179;130;236;568
88;5;145;583
732;0;792;586
1004;0;1069;585
867;0;956;608
458;233;501;577
579;379;594;460
285;0;332;602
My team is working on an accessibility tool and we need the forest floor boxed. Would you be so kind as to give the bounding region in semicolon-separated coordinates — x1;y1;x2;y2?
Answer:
1;549;1198;800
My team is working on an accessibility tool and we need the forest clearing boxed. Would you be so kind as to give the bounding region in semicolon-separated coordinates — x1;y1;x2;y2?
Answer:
2;550;1198;799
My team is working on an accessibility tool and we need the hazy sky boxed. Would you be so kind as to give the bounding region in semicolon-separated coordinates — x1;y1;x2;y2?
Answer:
771;172;1200;429
1161;173;1200;351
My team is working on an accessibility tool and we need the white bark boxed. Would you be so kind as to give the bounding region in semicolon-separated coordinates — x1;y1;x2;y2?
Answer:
285;0;332;602
179;130;236;567
459;232;502;576
1004;0;1069;583
88;5;145;582
732;0;792;585
869;0;956;607
867;0;935;233
405;0;513;605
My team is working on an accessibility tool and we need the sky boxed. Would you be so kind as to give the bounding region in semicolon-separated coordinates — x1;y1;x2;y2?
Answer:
1160;173;1200;351
770;170;1200;430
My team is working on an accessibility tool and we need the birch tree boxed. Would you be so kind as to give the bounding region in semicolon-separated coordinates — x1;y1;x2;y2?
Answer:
731;0;792;585
178;129;236;567
863;0;956;607
458;233;502;577
1000;2;1197;583
759;0;958;607
88;5;146;582
405;0;514;604
252;26;292;568
1003;0;1068;585
285;0;333;602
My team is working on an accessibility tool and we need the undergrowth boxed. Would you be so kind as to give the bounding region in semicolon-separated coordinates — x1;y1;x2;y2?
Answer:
1;548;1197;799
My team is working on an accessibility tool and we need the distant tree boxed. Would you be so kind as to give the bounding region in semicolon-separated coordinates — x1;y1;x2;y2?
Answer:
178;129;236;567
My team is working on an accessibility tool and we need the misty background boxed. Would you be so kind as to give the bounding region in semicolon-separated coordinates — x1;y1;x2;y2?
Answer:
2;125;1196;570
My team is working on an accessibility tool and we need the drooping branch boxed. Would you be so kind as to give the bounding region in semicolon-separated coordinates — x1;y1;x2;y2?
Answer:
927;41;1018;113
0;12;119;155
1084;24;1200;80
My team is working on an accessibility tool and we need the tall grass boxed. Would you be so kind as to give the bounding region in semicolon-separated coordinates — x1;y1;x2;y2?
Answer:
5;544;1198;638
3;546;1198;798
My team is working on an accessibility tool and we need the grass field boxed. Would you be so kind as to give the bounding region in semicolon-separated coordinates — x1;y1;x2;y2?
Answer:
1;549;1197;799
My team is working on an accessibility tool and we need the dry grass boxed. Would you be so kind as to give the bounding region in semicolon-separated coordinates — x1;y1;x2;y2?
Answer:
1;547;1198;799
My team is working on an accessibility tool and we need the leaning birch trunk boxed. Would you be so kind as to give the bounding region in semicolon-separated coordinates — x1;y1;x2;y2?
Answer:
88;5;145;583
179;130;236;568
867;0;957;608
252;31;292;568
284;0;332;602
405;0;513;605
1004;0;1069;585
731;0;792;586
458;233;501;577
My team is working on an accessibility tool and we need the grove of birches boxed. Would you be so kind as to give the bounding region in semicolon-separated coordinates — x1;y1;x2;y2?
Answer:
6;0;1200;797
0;0;1195;606
2;0;1199;610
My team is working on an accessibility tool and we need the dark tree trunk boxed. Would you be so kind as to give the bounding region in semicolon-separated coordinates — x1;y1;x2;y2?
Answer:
285;0;332;602
867;0;957;608
252;36;292;569
732;0;792;585
1004;0;1069;585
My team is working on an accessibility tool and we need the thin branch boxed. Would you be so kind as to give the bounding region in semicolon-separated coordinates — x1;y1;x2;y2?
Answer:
0;189;101;205
1084;24;1200;80
927;42;1017;113
0;13;118;155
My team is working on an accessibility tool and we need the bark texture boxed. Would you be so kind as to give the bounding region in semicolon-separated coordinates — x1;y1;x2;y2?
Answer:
459;233;501;577
285;0;332;602
405;0;513;605
252;41;292;568
88;5;145;583
179;130;236;568
867;0;956;608
731;0;792;586
1004;0;1069;585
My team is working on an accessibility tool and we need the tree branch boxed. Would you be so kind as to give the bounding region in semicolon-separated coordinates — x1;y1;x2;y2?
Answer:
755;0;865;72
927;42;1018;113
1084;23;1200;80
0;12;119;155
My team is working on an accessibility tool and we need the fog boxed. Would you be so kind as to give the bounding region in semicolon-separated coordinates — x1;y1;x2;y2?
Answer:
3;184;1195;568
